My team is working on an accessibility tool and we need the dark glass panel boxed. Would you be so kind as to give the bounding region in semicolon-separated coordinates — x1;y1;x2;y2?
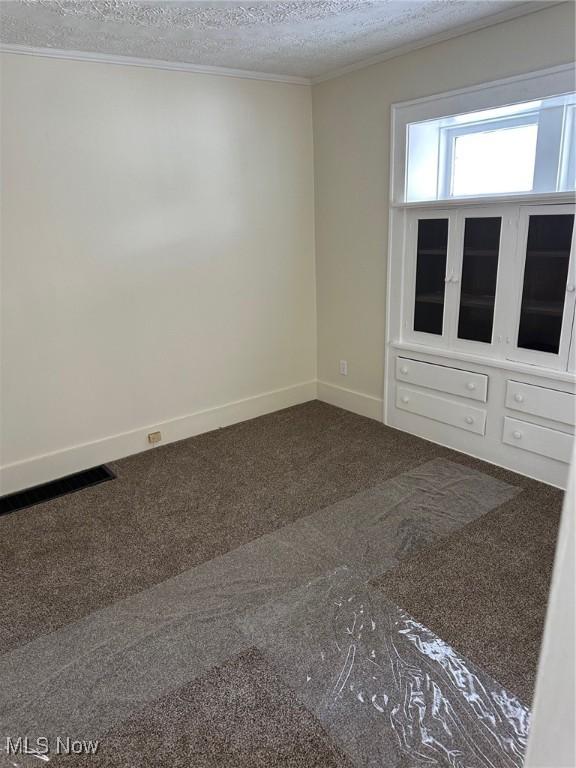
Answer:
457;217;501;343
414;218;448;335
518;214;574;354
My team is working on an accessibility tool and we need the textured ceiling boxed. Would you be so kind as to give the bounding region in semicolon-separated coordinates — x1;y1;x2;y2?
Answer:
0;1;542;79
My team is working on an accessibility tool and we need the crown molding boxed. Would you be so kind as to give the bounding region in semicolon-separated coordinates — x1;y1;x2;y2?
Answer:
310;1;567;85
0;44;311;85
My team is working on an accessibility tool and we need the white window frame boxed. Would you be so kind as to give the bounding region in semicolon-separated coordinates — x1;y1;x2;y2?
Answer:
437;113;539;199
391;63;576;206
559;103;576;192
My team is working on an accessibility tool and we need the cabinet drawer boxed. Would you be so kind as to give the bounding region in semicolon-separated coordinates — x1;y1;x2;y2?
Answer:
396;357;488;402
505;381;575;426
397;386;487;435
502;417;573;464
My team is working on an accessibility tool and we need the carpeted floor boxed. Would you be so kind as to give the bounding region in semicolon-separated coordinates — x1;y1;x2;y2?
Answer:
57;648;356;768
0;401;563;767
371;480;561;704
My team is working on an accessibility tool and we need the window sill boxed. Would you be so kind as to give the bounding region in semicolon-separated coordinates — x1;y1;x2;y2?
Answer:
392;191;576;210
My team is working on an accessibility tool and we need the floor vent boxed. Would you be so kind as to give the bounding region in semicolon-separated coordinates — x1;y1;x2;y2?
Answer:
0;465;116;517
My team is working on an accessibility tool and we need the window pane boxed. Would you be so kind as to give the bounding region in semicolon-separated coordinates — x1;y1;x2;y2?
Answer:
559;105;576;191
457;217;501;343
452;124;538;197
405;92;576;202
414;219;448;335
518;214;574;354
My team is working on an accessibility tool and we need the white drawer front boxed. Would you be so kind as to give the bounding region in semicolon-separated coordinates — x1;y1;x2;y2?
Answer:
502;417;574;464
396;357;488;402
396;386;487;435
505;381;576;426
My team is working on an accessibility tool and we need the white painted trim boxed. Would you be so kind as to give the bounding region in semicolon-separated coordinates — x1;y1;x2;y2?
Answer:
0;380;318;495
393;192;576;210
311;2;561;84
317;381;383;421
390;63;576;205
0;44;310;85
389;62;575;112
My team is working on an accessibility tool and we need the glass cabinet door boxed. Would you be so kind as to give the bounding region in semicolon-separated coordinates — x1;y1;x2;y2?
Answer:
412;217;449;336
456;216;501;344
508;205;576;369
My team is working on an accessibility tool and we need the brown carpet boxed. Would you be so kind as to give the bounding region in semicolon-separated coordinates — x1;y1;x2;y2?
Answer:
0;400;563;767
1;401;443;654
371;481;562;705
55;648;355;768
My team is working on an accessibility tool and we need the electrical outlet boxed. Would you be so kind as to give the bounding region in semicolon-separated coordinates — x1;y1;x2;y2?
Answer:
339;359;348;376
148;431;162;444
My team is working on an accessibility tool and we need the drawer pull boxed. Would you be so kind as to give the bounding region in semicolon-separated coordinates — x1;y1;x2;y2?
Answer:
401;395;410;404
514;393;524;403
466;382;476;391
513;430;523;440
567;283;575;293
465;416;474;425
400;366;409;375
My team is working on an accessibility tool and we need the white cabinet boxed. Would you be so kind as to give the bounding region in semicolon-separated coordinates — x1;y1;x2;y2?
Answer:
389;202;576;487
402;204;576;372
506;205;576;371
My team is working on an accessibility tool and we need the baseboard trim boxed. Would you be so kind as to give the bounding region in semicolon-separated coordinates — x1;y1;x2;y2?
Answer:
0;380;318;495
317;381;383;421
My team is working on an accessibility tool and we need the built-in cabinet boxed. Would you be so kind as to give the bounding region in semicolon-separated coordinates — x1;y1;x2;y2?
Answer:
403;204;576;371
509;205;576;369
387;203;576;488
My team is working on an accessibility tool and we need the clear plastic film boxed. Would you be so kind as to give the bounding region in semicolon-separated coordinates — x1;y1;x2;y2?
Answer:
0;460;524;766
239;566;530;768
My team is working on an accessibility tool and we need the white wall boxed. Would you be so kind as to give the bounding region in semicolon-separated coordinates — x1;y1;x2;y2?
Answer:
2;4;576;492
0;55;316;492
312;3;576;417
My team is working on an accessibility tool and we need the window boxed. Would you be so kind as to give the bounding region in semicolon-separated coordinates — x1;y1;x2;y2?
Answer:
405;93;576;202
559;104;576;192
449;123;537;197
